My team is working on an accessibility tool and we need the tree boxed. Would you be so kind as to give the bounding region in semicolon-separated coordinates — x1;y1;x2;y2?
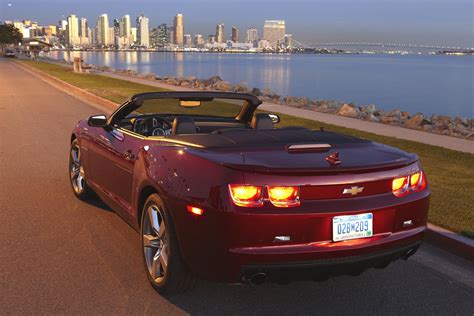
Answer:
0;24;23;52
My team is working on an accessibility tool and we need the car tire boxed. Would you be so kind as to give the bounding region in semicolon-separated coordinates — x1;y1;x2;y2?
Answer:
141;194;195;294
69;139;93;200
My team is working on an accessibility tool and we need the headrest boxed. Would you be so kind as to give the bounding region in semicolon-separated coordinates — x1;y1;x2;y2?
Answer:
172;116;197;135
251;113;274;129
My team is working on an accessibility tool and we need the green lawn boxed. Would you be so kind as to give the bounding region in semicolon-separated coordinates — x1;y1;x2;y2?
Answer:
18;60;474;236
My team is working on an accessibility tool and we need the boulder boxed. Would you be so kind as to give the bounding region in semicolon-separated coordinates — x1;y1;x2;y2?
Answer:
386;109;402;118
361;104;377;114
213;81;232;91
337;103;361;118
317;100;341;113
205;75;223;86
251;87;263;96
283;96;311;108
234;82;251;94
365;113;380;122
404;113;425;129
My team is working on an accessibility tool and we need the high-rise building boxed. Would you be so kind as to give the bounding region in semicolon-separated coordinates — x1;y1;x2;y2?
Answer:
246;27;258;47
157;24;169;47
194;34;204;47
136;14;150;47
174;14;184;47
66;14;79;46
96;13;110;46
119;15;132;47
263;20;286;48
284;34;293;48
130;27;137;43
43;25;57;38
216;23;224;43
183;34;192;47
231;26;239;43
79;18;88;37
168;26;175;45
208;34;216;44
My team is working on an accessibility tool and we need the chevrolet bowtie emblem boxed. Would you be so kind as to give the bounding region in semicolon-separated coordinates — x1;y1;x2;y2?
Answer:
343;186;364;196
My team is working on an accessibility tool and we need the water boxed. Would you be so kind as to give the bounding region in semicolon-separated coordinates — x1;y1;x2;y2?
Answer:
47;51;473;118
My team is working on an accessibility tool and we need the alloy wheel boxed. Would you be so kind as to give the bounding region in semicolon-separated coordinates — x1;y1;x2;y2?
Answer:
70;144;85;194
143;205;169;283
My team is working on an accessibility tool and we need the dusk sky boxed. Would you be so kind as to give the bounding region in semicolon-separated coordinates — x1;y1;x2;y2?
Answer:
1;0;472;47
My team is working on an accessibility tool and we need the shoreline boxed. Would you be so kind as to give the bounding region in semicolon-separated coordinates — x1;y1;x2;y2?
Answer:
35;56;474;141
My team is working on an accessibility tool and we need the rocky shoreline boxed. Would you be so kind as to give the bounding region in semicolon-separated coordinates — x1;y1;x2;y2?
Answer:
53;58;474;140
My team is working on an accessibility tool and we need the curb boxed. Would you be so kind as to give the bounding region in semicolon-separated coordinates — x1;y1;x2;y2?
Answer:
426;224;474;262
12;60;119;111
13;60;474;262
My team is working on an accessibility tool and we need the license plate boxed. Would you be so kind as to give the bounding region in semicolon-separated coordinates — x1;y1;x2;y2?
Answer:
332;213;373;242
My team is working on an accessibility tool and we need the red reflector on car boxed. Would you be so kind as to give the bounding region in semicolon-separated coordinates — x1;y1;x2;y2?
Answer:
186;205;204;216
228;185;263;207
268;186;300;208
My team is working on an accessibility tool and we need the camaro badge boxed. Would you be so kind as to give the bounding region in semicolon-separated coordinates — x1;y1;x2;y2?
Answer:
343;186;364;196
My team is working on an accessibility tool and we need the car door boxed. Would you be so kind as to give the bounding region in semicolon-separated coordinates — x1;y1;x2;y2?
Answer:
88;127;140;215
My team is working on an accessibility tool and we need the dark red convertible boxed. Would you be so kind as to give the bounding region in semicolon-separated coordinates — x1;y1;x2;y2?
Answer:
69;92;430;294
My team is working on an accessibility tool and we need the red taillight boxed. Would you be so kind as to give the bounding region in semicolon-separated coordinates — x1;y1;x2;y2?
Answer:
268;186;300;208
186;205;204;216
228;184;263;207
392;171;427;197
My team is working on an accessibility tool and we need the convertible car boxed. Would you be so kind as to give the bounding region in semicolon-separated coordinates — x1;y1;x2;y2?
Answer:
69;92;430;294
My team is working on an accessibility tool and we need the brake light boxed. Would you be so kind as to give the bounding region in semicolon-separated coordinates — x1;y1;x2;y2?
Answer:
268;186;300;208
392;176;409;197
409;171;426;192
228;185;263;207
392;171;427;197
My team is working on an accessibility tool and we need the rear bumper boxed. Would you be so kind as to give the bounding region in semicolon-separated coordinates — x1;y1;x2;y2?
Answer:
241;240;422;282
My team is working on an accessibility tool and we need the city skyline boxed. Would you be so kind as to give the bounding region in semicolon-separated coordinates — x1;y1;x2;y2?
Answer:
1;0;472;47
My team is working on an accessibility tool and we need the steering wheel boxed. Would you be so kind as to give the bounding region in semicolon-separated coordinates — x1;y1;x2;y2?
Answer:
133;116;172;136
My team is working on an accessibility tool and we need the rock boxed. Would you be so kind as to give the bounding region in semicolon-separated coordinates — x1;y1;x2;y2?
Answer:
259;88;280;104
337;104;361;118
213;80;232;91
251;87;262;96
185;75;197;82
401;111;410;117
180;81;192;87
365;113;380;122
165;78;179;86
144;73;157;80
404;113;425;129
234;82;251;93
361;104;377;114
316;100;341;113
205;75;223;86
283;96;311;108
386;109;401;118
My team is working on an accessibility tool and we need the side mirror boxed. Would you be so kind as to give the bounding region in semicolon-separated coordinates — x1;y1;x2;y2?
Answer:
88;115;108;127
268;114;281;124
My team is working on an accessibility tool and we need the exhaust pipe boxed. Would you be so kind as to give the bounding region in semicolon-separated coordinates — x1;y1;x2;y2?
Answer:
249;272;267;285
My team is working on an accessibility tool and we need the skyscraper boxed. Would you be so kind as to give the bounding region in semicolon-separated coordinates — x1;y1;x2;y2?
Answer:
79;18;88;38
183;34;192;47
119;15;131;41
136;14;150;48
174;14;184;47
194;34;204;47
263;20;286;48
208;34;216;44
246;27;258;47
216;23;224;44
96;13;110;46
66;14;79;46
231;26;239;43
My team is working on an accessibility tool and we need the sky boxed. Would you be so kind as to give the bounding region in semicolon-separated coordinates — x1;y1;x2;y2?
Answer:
0;0;473;47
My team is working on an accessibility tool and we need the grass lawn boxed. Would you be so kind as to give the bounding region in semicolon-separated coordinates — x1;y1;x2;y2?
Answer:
18;60;474;236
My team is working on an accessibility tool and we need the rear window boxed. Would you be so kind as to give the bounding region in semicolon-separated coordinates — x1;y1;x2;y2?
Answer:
129;98;245;118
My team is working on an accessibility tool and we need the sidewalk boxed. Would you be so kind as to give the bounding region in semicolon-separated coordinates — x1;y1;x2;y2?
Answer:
97;71;474;154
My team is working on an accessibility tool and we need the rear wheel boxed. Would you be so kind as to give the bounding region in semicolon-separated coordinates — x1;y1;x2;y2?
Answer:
141;194;195;294
69;139;92;200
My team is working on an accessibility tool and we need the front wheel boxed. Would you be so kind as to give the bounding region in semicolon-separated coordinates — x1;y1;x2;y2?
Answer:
69;139;92;200
141;194;195;294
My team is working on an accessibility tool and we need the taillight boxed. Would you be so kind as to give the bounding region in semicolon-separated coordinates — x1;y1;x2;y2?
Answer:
228;184;263;207
392;176;409;197
392;171;427;197
409;171;426;192
268;186;300;208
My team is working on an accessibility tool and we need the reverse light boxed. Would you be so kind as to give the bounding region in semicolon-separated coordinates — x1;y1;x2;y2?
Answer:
228;185;263;207
186;205;204;216
268;186;300;208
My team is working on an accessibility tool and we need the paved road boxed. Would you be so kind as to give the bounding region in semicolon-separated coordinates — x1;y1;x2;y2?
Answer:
0;58;473;315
